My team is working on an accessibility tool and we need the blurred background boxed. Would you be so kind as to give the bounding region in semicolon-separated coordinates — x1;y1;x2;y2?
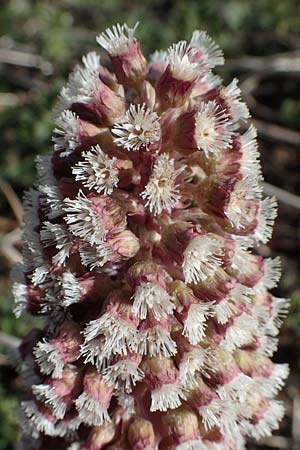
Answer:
0;1;300;449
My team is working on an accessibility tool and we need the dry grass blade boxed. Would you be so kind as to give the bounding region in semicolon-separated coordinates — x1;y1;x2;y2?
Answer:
0;177;23;224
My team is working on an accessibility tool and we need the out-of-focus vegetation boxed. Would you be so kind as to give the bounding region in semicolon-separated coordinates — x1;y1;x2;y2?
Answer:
1;1;300;449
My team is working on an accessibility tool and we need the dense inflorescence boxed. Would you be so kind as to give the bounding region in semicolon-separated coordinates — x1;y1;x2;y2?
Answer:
13;23;289;450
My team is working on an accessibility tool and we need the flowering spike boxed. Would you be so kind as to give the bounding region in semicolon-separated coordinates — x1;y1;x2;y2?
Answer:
13;24;288;450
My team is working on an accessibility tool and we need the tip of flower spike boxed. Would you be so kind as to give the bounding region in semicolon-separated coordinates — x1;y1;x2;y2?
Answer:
15;23;289;449
96;22;139;56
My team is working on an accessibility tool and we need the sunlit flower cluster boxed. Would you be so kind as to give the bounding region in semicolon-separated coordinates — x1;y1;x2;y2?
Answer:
13;23;289;450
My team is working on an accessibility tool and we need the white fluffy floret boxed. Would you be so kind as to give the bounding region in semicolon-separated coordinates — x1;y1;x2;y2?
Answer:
183;302;215;344
63;190;106;245
141;154;181;215
103;360;144;393
112;103;161;151
221;313;259;351
56;52;100;112
33;340;65;379
83;313;138;356
40;222;73;267
253;196;278;244
137;325;177;357
183;234;223;284
190;30;224;68
167;40;202;81
195;101;232;156
32;384;68;419
132;282;175;321
75;392;110;426
73;145;119;194
97;22;138;56
221;78;250;122
52;110;80;156
150;383;186;412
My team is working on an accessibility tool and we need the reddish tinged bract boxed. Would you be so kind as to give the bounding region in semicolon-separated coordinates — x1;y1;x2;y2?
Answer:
13;23;289;450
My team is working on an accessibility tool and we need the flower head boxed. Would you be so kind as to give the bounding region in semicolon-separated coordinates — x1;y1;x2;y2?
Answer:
190;30;225;69
72;145;119;194
141;154;181;215
112;103;160;151
194;100;232;156
96;23;138;57
167;41;200;82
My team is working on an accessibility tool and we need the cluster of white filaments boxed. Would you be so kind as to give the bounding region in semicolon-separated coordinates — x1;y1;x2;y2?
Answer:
41;222;73;267
190;30;225;68
167;41;201;81
240;125;262;179
183;302;215;344
221;78;250;122
96;23;138;56
52;110;80;155
63;190;106;245
132;282;174;320
79;241;111;270
215;284;252;324
112;103;161;151
75;392;110;426
14;22;289;450
141;154;181;215
56;52;100;112
183;234;223;284
72;145;119;194
225;177;263;231
195;101;232;156
151;384;186;412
